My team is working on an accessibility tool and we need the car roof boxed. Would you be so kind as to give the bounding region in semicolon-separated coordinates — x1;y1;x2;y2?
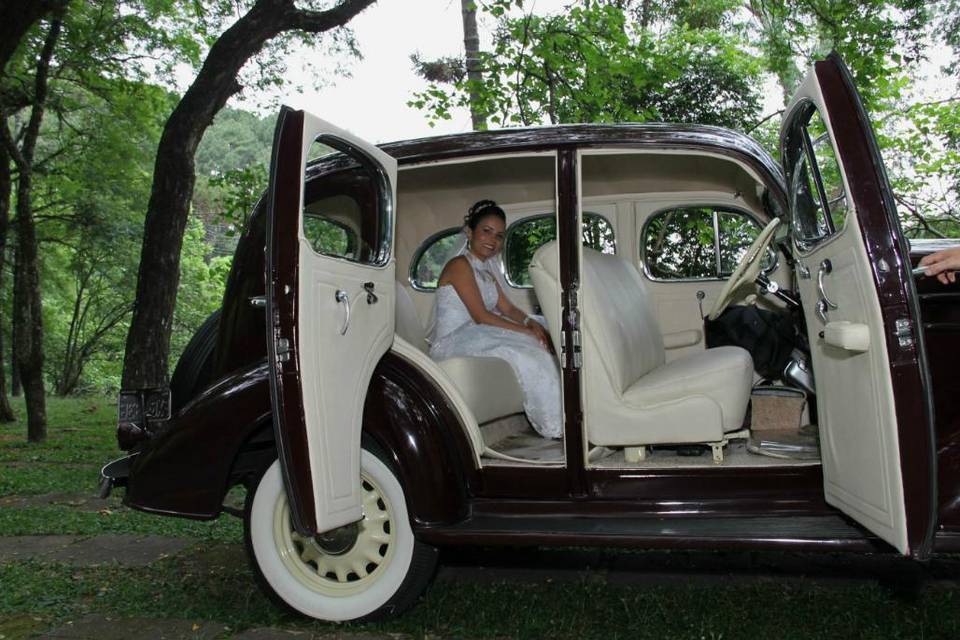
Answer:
308;123;786;192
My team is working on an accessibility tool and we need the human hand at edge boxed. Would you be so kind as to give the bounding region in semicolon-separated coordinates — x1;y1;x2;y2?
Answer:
919;247;960;285
527;321;551;352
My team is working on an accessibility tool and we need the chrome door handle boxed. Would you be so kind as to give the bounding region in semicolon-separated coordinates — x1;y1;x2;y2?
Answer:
816;299;829;324
817;259;838;310
335;290;350;335
249;295;266;309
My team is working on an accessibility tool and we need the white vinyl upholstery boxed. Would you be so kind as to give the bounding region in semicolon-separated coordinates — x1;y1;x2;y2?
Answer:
394;283;525;424
529;242;753;447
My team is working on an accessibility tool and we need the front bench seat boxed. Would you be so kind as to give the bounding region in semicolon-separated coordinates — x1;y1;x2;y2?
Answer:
529;242;753;462
394;282;525;425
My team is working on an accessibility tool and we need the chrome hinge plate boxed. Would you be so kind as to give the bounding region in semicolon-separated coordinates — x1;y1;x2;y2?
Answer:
277;337;292;362
571;329;582;369
894;318;914;348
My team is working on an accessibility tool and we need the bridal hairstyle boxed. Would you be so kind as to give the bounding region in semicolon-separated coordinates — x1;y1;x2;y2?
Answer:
465;199;506;230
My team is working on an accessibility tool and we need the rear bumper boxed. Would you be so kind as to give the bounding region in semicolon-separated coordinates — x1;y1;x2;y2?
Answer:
98;453;139;498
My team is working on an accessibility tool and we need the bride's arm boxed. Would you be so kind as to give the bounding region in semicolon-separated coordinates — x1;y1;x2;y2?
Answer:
439;257;536;336
495;282;550;350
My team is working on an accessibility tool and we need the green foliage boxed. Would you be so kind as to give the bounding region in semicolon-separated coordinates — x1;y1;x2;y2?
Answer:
411;2;764;129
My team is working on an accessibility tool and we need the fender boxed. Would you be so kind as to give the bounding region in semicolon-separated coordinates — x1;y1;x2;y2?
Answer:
125;360;273;519
123;351;475;525
363;351;475;527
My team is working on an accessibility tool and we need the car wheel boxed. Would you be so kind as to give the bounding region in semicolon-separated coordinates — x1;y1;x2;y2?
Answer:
244;449;437;622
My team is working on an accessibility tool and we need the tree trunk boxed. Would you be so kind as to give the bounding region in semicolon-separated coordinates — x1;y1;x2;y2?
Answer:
122;0;375;391
6;16;63;442
0;0;65;74
461;0;486;131
0;142;14;421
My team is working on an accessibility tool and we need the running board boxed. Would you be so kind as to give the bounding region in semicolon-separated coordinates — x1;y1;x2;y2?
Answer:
416;514;884;553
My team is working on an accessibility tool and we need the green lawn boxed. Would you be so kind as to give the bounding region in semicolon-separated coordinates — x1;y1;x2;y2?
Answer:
1;396;959;639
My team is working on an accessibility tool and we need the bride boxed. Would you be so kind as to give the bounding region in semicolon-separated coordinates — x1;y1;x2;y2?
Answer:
429;200;563;439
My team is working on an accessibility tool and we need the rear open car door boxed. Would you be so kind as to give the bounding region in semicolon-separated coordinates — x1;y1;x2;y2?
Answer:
266;107;397;536
782;54;936;557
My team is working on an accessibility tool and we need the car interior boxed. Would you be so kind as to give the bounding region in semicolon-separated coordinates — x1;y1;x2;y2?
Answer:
382;150;819;471
305;148;822;471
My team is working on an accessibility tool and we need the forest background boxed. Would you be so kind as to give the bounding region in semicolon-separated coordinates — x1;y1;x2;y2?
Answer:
2;0;960;439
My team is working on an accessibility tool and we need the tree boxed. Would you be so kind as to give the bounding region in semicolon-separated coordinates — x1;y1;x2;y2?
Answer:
462;0;487;130
410;2;763;129
1;14;64;441
122;0;376;393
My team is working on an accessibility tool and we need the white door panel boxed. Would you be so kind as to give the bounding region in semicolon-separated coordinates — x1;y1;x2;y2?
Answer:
783;59;919;554
267;107;397;536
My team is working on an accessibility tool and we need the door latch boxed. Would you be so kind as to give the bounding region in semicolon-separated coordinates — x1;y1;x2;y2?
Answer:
363;282;378;304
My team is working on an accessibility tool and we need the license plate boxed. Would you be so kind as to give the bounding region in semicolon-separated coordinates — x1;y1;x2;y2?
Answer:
118;388;171;426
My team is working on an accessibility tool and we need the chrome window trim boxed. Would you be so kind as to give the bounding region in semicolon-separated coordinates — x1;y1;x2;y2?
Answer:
640;205;779;283
407;225;463;292
301;134;395;269
785;99;849;255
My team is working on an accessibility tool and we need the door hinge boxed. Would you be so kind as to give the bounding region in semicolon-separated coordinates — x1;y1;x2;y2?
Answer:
277;337;292;362
571;328;582;370
894;318;914;348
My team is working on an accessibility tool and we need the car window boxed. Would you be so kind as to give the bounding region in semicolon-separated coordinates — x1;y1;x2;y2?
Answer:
504;212;616;287
784;104;848;249
301;140;391;265
644;207;774;280
409;228;463;290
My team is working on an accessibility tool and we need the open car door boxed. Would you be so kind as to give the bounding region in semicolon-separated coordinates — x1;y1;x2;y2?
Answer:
266;107;397;536
782;54;936;558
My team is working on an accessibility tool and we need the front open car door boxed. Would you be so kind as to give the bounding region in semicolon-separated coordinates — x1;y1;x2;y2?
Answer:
266;107;397;536
781;54;936;557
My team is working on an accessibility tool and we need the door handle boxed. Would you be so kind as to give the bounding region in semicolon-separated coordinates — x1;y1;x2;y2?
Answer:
817;259;838;310
335;290;350;335
363;282;378;304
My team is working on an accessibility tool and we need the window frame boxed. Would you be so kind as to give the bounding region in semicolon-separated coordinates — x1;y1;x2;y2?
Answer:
407;225;464;292
299;134;395;269
784;99;850;254
640;204;779;283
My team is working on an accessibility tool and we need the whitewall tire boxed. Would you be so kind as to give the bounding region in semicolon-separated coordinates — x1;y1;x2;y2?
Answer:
244;449;436;622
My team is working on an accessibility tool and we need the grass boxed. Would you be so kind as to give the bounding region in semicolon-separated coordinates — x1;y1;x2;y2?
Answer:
1;396;959;639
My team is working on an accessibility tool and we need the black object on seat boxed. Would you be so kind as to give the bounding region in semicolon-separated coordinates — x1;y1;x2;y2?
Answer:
704;305;797;379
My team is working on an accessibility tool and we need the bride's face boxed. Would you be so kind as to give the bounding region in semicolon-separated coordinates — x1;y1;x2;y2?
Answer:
467;215;506;260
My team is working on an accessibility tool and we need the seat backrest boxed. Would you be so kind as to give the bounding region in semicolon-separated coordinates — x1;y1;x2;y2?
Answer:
581;247;665;393
529;241;563;357
395;282;429;353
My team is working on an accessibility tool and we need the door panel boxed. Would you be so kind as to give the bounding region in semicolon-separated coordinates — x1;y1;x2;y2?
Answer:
782;55;935;556
266;107;397;536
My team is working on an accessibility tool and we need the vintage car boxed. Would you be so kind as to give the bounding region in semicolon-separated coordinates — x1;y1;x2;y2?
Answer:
102;54;960;622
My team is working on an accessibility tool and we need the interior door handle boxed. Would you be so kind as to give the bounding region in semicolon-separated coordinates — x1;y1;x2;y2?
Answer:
817;259;838;310
363;282;378;304
335;290;350;335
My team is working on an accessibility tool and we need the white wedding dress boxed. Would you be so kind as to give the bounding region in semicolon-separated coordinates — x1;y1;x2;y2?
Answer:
429;253;563;439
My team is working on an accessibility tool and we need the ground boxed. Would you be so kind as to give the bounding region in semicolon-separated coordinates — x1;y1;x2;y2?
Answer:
1;396;959;639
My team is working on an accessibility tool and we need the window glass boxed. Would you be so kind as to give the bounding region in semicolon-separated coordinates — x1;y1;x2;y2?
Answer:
786;104;848;248
301;137;390;265
410;228;463;290
718;212;775;275
644;207;774;280
644;207;716;279
504;213;616;287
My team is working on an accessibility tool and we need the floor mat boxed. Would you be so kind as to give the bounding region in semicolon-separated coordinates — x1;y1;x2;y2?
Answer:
591;440;820;469
486;430;564;463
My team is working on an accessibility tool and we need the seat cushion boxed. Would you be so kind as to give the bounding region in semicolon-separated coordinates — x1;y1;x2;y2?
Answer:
438;356;525;425
624;346;753;432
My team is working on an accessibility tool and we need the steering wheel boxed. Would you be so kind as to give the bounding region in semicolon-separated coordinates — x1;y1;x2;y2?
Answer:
706;218;781;321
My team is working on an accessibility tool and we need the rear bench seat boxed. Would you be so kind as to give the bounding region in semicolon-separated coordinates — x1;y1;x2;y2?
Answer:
395;283;525;425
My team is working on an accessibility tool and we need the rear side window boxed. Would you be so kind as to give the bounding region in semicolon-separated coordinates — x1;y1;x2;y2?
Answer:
504;212;616;287
409;228;463;290
643;207;774;280
784;104;848;249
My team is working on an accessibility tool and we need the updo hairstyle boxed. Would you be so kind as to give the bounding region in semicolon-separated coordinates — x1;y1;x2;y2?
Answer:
464;199;506;230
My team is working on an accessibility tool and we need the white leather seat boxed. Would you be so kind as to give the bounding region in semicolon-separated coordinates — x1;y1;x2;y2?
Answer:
529;242;753;455
394;283;525;424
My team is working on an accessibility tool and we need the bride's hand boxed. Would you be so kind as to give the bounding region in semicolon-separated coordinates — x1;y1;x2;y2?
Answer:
527;322;551;352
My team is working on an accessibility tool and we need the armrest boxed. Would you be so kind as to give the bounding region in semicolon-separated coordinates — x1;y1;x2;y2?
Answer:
662;329;702;350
